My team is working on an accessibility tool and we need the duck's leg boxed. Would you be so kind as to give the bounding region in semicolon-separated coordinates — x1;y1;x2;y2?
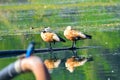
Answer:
72;40;77;48
72;41;75;48
49;51;53;58
48;42;53;58
49;48;57;61
72;50;78;58
49;44;53;59
49;42;52;50
72;49;81;61
52;53;57;61
49;42;54;58
75;40;77;47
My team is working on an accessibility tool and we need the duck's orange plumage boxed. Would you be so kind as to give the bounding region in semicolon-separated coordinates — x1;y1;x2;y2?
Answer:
41;27;65;43
64;26;92;47
41;32;55;42
64;26;92;41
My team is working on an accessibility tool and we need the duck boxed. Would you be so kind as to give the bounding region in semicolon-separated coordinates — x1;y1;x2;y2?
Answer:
64;26;92;48
41;27;66;49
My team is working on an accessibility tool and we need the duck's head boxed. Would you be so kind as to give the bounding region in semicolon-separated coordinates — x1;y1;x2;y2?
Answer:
42;27;51;33
44;27;51;32
66;26;72;30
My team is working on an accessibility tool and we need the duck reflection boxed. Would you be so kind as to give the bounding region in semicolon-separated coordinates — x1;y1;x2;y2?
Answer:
65;56;93;73
44;54;61;73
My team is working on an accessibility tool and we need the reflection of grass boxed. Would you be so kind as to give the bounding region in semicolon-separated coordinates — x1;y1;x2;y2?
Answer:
83;63;96;80
84;49;113;80
0;58;35;80
13;73;35;80
0;58;15;69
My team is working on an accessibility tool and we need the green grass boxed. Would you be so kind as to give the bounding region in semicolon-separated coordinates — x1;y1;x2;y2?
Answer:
0;0;120;34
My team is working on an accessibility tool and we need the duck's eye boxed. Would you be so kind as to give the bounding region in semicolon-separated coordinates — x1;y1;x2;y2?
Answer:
43;31;46;33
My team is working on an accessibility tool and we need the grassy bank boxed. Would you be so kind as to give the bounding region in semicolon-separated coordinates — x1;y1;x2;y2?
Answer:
0;1;120;36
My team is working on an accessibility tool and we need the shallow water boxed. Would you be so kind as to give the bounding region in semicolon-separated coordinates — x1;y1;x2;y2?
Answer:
0;1;120;80
0;28;120;80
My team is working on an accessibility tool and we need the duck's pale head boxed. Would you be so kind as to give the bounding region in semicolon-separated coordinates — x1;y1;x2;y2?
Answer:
44;27;51;32
66;26;72;30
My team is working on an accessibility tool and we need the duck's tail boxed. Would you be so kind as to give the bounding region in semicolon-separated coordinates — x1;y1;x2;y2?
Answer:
85;34;92;39
59;36;66;42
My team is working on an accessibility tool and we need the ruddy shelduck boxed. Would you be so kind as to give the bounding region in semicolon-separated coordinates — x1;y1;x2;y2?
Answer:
41;27;65;49
64;26;92;47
